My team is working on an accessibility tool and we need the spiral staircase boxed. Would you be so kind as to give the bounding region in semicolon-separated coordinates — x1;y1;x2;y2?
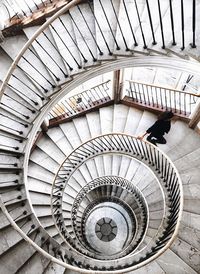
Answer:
0;0;200;273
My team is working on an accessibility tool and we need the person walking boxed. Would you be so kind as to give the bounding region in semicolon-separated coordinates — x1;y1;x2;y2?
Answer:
137;111;174;146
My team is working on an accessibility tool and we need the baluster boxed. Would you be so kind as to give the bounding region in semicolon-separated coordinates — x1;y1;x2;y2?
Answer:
92;87;102;102
32;40;68;79
155;86;159;108
87;0;111;55
135;139;144;158
121;135;132;153
189;94;192;114
76;5;103;58
59;17;89;63
98;0;120;50
9;78;42;104
179;92;182;114
4;92;36;114
134;0;147;49
138;83;143;104
181;0;185;50
122;0;138;46
164;88;168;110
150;85;154;106
146;0;157;45
22;0;33;13
0;112;28;128
50;23;81;69
60;101;73;116
130;137;139;155
41;31;69;77
110;0;129;51
0;123;23;135
159;88;163;109
191;0;197;48
142;84;147;105
184;93;187;115
169;0;176;45
157;0;165;49
16;65;48;93
64;99;76;114
134;82;139;102
21;55;56;88
4;194;22;205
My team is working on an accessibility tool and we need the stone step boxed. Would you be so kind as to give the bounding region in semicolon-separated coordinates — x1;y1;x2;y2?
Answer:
156;247;197;274
15;251;50;274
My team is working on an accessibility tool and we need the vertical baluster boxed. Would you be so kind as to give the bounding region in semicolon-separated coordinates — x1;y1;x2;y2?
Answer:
189;94;192;115
133;82;138;102
169;0;176;45
77;5;103;57
146;0;157;45
137;83;143;103
159;87;163;109
184;92;187;115
87;0;112;55
148;143;154;166
34;36;68;78
157;0;165;49
50;23;81;69
98;0;120;50
110;0;129;51
150;85;154;106
23;0;33;13
168;89;172;112
164;88;168;110
157;150;161;173
122;0;138;46
134;0;147;49
129;82;133;100
181;0;185;50
191;0;197;48
153;147;158;171
179;92;182;114
155;86;159;108
174;90;176;113
141;83;146;105
146;84;150;106
60;101;73;115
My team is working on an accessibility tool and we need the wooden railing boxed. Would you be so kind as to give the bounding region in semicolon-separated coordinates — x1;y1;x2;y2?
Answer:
48;80;111;120
125;80;200;117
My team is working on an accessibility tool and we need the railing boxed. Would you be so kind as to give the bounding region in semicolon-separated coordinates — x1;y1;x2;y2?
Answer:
125;80;200;117
51;133;183;271
0;0;196;272
48;80;111;120
71;176;148;259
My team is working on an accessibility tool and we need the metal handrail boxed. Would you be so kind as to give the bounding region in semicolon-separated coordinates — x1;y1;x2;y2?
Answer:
51;133;183;271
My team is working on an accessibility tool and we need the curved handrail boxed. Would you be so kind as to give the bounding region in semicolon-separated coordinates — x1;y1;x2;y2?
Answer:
50;133;183;271
0;0;83;99
70;175;149;259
